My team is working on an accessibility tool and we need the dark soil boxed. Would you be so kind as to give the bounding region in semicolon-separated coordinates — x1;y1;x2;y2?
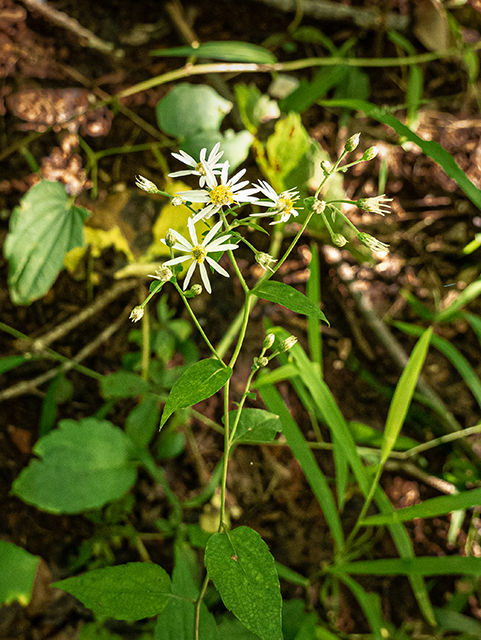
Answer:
2;0;481;638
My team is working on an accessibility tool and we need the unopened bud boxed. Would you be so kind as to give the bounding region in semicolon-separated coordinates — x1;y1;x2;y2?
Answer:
332;233;348;247
191;284;202;295
345;133;360;152
312;199;326;214
165;230;176;247
136;175;160;193
171;196;183;206
279;335;298;352
362;146;378;161
253;356;269;369
263;333;275;350
320;160;331;175
130;306;144;322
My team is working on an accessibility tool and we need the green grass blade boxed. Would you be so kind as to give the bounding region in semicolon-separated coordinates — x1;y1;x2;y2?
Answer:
259;384;344;551
336;573;384;640
380;327;433;466
463;311;481;346
435;280;481;323
332;555;481;576
362;486;481;526
306;241;322;369
393;321;481;408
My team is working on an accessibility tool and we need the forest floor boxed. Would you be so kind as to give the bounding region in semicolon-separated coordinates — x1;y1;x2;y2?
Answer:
2;0;481;638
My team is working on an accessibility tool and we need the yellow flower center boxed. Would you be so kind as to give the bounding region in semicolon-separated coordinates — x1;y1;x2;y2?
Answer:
192;245;207;263
210;184;235;206
278;195;293;213
196;162;206;176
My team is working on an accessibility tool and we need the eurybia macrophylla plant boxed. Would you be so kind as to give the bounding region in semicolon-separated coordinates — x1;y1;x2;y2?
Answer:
130;134;392;640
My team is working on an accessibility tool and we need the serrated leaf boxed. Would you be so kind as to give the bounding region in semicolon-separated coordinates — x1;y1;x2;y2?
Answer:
151;41;276;64
156;84;232;140
53;563;171;620
253;281;328;323
205;526;282;640
226;408;282;444
12;418;137;513
160;359;232;428
4;181;89;305
0;540;40;606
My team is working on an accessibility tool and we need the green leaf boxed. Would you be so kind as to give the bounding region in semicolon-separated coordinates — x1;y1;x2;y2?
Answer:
181;129;253;173
100;371;151;399
253;281;328;323
435;280;481;323
337;574;384;640
151;41;276;64
0;540;40;606
4;181;89;305
380;327;432;466
160;359;232;428
226;408;282;444
125;396;160;448
331;556;481;576
53;563;171;621
362;486;481;526
0;354;35;374
279;66;348;114
234;83;279;135
12;418;137;513
321;99;481;210
155;542;220;640
205;526;282;640
156;83;232;140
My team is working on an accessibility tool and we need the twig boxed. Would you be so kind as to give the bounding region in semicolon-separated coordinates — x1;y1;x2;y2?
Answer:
20;0;119;55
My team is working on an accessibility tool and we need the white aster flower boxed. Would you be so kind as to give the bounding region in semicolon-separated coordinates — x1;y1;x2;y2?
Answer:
168;143;225;187
251;180;301;225
175;163;260;223
162;218;239;294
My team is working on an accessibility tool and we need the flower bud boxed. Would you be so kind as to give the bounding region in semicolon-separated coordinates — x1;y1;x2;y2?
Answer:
136;175;160;193
312;199;326;214
332;233;348;247
165;230;176;247
357;195;392;216
263;333;275;350
358;232;389;253
320;160;331;175
253;356;269;369
279;335;298;352
191;284;202;295
130;306;144;322
171;196;183;206
345;133;360;152
256;252;277;271
362;146;378;161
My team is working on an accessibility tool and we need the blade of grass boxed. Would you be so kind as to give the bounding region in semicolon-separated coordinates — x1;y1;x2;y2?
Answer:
331;555;481;576
306;241;322;370
336;573;384;640
435;280;481;323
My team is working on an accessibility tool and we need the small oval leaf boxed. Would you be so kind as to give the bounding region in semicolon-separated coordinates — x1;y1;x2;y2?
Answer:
205;526;282;640
253;281;328;323
160;359;232;428
53;563;171;620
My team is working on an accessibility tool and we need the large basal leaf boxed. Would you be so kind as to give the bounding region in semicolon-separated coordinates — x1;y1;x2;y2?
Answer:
0;540;40;606
156;84;232;140
253;280;329;323
205;526;282;640
4;181;89;305
151;41;276;64
53;563;171;621
160;359;232;428
12;418;137;513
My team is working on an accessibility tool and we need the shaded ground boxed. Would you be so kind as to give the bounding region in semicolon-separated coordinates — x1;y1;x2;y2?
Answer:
2;0;481;637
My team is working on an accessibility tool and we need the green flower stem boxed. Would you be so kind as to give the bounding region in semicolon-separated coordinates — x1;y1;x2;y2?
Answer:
140;304;150;381
194;575;210;640
228;368;258;445
174;282;223;362
219;378;231;529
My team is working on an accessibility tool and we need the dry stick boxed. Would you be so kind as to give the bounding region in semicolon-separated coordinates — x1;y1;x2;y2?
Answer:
0;305;133;401
20;0;119;54
23;279;138;352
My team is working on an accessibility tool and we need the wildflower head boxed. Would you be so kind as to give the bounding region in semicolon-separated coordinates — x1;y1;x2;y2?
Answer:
171;196;183;207
345;133;360;153
358;232;389;253
150;265;173;282
130;306;144;322
252;181;301;225
255;252;277;272
165;230;177;248
312;199;326;215
136;175;160;194
356;195;392;216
